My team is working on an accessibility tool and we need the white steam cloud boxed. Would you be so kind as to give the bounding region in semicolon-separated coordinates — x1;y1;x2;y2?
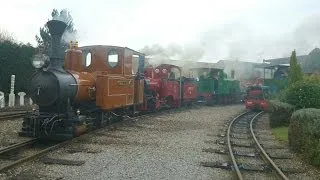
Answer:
140;43;207;76
52;9;78;44
201;14;320;62
141;13;320;64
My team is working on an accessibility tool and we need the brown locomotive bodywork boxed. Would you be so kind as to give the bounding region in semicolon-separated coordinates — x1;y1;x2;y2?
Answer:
64;42;144;110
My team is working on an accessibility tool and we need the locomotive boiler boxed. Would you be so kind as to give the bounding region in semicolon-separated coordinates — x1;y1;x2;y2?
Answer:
19;19;146;140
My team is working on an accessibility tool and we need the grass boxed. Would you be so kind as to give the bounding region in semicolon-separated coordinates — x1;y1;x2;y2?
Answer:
272;127;289;143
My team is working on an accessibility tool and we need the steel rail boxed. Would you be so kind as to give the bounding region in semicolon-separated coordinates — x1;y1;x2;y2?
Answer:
0;109;168;173
0;111;27;120
0;139;72;173
0;139;38;155
227;111;249;180
0;105;200;173
250;112;289;180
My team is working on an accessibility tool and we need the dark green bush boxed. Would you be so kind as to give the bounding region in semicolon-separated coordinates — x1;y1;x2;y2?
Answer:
284;81;320;109
0;40;35;93
268;100;295;128
289;108;320;166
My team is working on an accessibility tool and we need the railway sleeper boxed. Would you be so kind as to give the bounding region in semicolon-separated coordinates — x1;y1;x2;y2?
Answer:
202;148;259;158
200;161;269;172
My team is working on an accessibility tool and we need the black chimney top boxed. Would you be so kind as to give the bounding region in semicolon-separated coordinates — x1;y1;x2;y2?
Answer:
46;20;67;70
47;20;67;36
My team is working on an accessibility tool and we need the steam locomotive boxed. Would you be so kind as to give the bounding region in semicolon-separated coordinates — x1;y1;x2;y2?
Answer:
19;19;199;140
244;85;270;111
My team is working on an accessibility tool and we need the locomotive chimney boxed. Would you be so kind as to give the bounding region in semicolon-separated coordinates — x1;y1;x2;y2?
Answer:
46;20;67;69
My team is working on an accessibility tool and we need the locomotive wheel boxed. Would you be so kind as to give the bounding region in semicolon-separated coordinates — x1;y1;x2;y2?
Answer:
147;97;156;112
165;96;174;107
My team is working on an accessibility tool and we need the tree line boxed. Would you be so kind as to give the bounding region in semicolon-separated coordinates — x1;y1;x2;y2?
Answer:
0;9;76;95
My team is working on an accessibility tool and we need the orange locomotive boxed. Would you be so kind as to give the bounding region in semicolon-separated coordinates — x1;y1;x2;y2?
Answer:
19;19;146;140
65;44;145;110
19;19;198;140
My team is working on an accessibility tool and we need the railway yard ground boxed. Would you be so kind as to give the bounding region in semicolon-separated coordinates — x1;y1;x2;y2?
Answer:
0;117;31;149
0;105;320;180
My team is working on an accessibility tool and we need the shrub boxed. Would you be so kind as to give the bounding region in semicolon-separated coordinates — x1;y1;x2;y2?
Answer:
284;81;320;109
304;74;320;84
289;108;320;166
0;40;35;93
268;100;295;128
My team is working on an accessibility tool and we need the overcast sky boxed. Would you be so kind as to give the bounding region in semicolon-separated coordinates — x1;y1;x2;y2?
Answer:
1;0;320;62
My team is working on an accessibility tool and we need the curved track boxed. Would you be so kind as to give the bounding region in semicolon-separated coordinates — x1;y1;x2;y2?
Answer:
227;111;289;180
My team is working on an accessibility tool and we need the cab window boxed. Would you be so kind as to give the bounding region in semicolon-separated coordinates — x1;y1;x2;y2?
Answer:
107;50;119;68
132;55;139;74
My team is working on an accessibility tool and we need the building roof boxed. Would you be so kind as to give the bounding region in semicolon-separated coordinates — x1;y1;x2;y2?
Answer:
258;48;320;74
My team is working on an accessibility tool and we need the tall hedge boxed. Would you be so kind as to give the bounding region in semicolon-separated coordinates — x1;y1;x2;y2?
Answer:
268;100;295;128
284;81;320;109
0;40;35;93
289;108;320;166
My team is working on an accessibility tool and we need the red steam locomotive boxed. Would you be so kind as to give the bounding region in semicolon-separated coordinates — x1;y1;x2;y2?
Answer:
143;64;197;110
244;85;270;111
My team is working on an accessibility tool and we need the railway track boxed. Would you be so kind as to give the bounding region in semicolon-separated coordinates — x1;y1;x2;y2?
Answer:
227;111;289;180
0;111;29;120
0;107;185;173
0;138;71;173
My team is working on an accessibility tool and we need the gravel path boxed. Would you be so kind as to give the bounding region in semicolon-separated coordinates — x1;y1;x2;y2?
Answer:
0;118;31;149
255;114;320;180
1;105;245;180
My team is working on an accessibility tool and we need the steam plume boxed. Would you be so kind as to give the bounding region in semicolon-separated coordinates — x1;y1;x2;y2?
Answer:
140;43;206;76
51;9;78;44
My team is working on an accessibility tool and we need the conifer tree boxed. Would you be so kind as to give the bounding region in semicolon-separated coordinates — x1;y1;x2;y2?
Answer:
288;50;303;85
35;9;77;54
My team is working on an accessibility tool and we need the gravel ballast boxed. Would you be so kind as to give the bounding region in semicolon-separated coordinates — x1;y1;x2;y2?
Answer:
0;118;31;148
2;105;244;180
255;114;320;180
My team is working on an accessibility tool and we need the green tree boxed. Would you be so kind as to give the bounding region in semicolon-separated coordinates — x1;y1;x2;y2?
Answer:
0;37;35;94
35;9;77;54
307;48;320;73
0;28;15;43
288;50;303;86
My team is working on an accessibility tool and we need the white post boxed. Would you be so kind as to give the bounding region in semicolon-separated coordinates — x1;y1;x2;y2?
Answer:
18;92;26;106
0;91;4;108
29;98;33;105
8;75;15;107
